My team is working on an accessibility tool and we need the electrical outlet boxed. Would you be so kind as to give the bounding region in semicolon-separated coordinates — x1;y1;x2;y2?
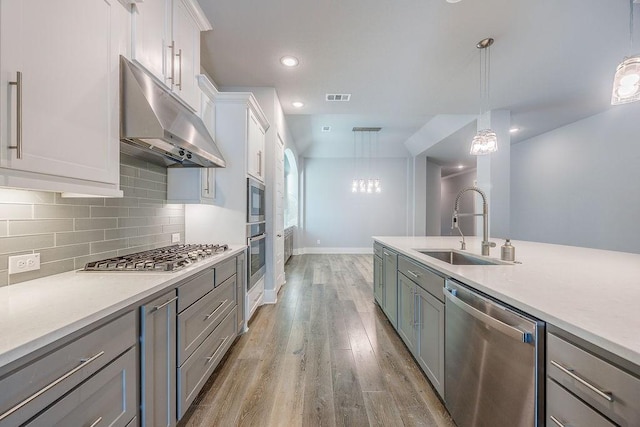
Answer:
8;253;41;275
172;233;181;243
317;239;321;245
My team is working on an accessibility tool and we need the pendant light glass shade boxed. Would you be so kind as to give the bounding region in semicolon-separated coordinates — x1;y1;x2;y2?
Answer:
469;129;498;155
350;128;382;194
611;56;640;105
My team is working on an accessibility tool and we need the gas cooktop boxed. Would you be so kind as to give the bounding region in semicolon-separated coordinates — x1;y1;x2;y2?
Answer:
83;243;229;272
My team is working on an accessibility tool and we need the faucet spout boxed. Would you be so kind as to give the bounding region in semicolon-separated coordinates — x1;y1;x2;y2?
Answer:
453;186;495;256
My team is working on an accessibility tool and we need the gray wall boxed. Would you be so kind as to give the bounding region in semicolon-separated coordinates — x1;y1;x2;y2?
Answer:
511;104;640;254
0;153;184;286
441;169;476;236
303;157;409;250
425;159;442;236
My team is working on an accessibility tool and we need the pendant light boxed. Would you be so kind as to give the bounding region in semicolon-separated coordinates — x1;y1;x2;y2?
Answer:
470;37;498;156
612;0;640;105
351;127;382;194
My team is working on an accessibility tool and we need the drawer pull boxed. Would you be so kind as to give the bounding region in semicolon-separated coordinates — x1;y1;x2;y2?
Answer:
549;415;566;427
0;351;104;422
383;251;390;256
153;296;178;312
550;360;614;402
204;300;229;321
89;416;103;427
205;336;229;364
407;270;420;279
8;71;22;159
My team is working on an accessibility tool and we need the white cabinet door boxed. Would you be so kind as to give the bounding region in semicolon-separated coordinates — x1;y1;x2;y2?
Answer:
274;134;285;289
131;0;171;84
247;110;265;181
0;0;121;189
172;0;201;111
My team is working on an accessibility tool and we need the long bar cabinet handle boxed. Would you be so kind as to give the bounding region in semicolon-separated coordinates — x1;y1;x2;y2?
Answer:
167;41;176;84
204;300;228;320
205;336;229;363
176;48;183;90
89;416;103;427
153;296;178;312
8;71;22;159
549;415;566;427
549;360;614;402
0;351;105;422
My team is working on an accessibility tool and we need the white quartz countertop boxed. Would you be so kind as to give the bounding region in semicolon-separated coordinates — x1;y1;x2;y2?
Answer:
0;245;246;370
373;236;640;367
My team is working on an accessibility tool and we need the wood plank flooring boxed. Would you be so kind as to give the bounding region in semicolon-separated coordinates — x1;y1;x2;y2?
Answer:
178;254;456;427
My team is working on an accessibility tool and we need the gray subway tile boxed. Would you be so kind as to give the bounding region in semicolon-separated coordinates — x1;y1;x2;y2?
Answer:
120;153;149;169
128;235;155;247
0;189;54;204
56;230;104;246
120;165;139;178
91;239;129;254
75;218;118;231
90;206;129;218
105;197;139;208
123;186;148;198
0;221;7;236
162;224;183;234
147;190;166;200
0;204;33;220
169;216;185;225
129;207;156;218
118;244;155;256
0;271;8;287
138;169;166;183
9;259;75;285
119;216;169;228
145;162;167;175
105;227;138;240
0;234;54;254
9;219;74;236
39;244;90;263
137;225;163;236
34;205;90;219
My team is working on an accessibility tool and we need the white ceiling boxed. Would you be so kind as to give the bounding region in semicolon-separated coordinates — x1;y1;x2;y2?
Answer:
198;0;633;169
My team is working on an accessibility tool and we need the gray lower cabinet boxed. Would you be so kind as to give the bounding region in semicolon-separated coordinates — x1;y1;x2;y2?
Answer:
0;311;137;427
140;290;177;427
236;251;246;333
25;347;137;427
546;330;640;426
397;273;417;353
373;254;383;306
382;248;398;328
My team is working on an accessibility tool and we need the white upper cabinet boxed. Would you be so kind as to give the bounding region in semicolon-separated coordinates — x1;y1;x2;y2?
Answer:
131;0;211;112
247;109;266;182
0;0;127;196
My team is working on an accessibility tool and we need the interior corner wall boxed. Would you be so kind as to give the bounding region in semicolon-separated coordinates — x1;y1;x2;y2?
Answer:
412;154;427;236
441;169;477;236
302;157;409;251
510;104;640;254
425;159;442;236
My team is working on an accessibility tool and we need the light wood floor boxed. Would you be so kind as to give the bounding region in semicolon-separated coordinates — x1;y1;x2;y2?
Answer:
178;254;456;427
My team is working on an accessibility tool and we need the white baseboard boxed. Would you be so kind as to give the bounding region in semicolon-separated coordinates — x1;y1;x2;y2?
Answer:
293;248;303;256
299;247;373;254
263;288;278;304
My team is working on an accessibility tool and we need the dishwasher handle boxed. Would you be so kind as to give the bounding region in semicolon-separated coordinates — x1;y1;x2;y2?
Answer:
444;288;532;343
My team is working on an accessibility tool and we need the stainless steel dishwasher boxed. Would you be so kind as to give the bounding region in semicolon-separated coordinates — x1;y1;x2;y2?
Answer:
444;279;545;427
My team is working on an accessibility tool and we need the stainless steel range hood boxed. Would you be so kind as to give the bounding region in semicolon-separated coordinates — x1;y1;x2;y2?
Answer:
120;56;226;168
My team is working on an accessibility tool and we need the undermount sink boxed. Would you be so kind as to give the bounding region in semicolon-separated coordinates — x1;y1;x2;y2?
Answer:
418;250;507;266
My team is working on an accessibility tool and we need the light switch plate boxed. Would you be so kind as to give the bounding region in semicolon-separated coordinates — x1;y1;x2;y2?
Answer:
172;233;181;243
8;253;41;275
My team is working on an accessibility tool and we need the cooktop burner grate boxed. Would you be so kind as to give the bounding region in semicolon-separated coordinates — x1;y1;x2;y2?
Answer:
83;243;229;272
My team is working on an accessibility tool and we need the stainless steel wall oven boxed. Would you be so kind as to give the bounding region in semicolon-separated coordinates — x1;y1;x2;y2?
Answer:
247;221;266;291
247;177;265;223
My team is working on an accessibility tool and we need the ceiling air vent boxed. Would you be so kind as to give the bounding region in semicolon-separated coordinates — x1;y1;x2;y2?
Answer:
321;126;331;132
326;93;351;102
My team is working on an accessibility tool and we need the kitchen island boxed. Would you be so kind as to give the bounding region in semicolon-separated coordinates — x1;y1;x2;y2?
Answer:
374;236;640;367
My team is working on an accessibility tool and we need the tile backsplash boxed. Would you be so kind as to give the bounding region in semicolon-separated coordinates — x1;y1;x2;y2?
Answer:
0;154;185;286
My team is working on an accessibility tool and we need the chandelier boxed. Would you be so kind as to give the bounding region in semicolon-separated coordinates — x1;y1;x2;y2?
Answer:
470;37;498;156
351;127;382;194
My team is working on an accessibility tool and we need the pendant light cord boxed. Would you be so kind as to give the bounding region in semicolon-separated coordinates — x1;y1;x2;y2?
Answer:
630;0;635;56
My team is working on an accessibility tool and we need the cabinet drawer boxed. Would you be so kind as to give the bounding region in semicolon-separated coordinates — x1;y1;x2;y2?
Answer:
547;333;640;426
178;308;236;419
546;378;615;427
398;256;445;302
0;311;136;427
25;347;137;427
178;275;236;365
215;258;236;286
373;243;383;258
178;268;215;312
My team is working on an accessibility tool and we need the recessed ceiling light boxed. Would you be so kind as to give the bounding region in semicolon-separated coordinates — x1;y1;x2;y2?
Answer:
509;127;520;133
292;101;304;108
321;126;331;132
457;165;464;169
446;0;462;3
280;56;299;67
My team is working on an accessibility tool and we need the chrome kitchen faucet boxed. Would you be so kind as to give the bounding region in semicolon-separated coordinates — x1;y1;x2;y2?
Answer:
452;186;496;256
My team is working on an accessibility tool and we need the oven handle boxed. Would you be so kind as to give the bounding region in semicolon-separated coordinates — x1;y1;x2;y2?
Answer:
249;233;267;242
